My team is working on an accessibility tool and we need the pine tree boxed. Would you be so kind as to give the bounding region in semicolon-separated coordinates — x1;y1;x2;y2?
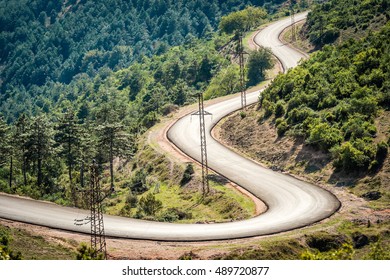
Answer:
14;114;30;186
78;122;97;192
0;117;11;167
96;122;131;191
26;115;56;193
0;117;12;190
55;109;81;204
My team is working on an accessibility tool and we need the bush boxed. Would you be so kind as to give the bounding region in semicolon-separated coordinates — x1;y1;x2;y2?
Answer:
262;100;275;119
376;141;388;164
307;123;343;151
331;141;373;172
274;100;286;118
125;192;138;208
306;232;347;252
287;106;315;125
76;243;104;260
130;170;148;194
276;118;289;136
1;228;22;260
141;112;158;128
161;104;179;116
138;193;163;216
159;207;192;222
180;164;194;186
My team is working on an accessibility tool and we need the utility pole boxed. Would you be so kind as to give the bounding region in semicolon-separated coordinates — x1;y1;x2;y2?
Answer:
89;161;107;259
75;160;112;259
191;93;212;196
238;34;247;109
290;0;296;42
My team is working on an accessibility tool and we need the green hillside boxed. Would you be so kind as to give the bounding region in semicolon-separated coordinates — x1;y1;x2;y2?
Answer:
262;22;390;173
0;0;288;122
305;0;390;46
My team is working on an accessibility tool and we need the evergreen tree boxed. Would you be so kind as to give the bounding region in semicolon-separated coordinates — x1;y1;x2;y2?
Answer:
0;117;12;190
77;122;96;192
26;115;56;193
96;122;131;191
55;109;81;204
0;117;11;167
14;114;30;186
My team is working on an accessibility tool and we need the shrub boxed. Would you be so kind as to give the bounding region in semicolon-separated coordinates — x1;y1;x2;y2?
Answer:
331;141;372;172
130;170;148;194
306;232;347;252
262;99;275;118
126;192;138;208
376;141;388;163
307;123;343;151
276;119;289;136
159;207;192;222
138;193;163;216
76;243;104;260
180;163;194;186
161;104;179;116
287;106;315;125
274;100;286;118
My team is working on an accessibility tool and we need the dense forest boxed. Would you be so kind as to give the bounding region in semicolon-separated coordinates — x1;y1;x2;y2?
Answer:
0;0;288;122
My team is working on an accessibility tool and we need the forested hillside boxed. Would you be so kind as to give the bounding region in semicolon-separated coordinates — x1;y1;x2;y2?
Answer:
0;0;287;121
0;2;281;214
261;22;390;173
304;0;390;46
0;35;230;203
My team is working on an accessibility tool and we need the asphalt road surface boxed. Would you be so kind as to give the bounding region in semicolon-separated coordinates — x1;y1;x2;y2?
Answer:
0;12;340;241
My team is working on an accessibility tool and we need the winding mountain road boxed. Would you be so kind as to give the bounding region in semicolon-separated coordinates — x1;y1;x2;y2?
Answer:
0;12;340;241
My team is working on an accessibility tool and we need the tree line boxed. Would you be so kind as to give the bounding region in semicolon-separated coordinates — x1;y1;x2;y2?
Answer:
0;111;132;206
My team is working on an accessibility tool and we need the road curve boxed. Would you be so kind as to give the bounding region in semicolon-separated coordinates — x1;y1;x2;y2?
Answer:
256;12;309;70
0;12;340;241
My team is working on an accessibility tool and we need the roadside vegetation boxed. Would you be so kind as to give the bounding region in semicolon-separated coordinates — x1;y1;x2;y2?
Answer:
213;219;390;260
261;23;390;175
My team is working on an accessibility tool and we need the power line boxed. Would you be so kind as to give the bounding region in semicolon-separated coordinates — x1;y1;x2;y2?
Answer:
75;160;113;259
290;0;297;42
191;93;212;196
238;34;247;109
89;160;107;260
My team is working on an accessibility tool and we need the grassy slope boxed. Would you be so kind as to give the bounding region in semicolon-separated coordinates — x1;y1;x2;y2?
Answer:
0;223;76;260
102;137;257;223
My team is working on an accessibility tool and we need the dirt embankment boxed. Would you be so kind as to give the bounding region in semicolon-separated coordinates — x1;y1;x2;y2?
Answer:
215;108;390;225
